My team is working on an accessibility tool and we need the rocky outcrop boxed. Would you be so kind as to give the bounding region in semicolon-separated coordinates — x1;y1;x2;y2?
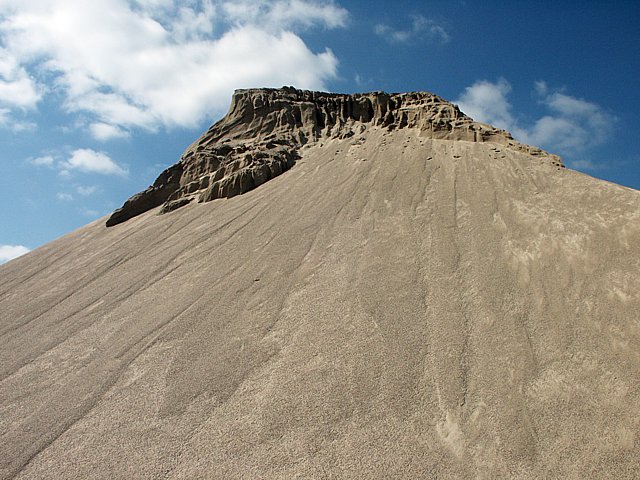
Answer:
106;163;183;227
106;87;562;226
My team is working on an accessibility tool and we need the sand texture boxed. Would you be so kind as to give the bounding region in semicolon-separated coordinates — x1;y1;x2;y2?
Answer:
1;89;639;479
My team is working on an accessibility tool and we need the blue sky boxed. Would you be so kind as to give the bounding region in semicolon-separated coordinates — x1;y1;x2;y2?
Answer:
1;0;639;263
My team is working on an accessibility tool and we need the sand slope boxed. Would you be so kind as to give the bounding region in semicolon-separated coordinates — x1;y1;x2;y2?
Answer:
1;127;639;478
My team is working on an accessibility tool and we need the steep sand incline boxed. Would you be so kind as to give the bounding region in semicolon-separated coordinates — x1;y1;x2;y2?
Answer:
1;128;639;478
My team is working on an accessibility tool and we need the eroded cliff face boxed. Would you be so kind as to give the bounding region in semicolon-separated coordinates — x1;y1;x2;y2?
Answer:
106;87;562;226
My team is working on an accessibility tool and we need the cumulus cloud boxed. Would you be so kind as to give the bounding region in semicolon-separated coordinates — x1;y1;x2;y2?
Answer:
29;149;127;177
0;244;30;264
455;78;515;132
455;78;615;155
0;0;343;138
0;48;42;101
532;82;613;151
0;47;42;128
61;149;128;176
375;14;449;44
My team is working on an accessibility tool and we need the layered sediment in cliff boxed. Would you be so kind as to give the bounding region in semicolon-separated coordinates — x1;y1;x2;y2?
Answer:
106;87;562;227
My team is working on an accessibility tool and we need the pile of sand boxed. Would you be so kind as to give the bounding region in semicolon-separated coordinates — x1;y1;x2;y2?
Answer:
1;88;638;479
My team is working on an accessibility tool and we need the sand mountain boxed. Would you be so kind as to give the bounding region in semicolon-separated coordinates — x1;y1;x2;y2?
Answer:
1;87;639;479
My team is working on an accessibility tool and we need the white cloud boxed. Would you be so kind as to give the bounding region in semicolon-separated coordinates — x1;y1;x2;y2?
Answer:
222;0;348;30
29;149;127;176
0;117;37;132
76;185;99;196
149;0;218;42
0;47;42;128
0;244;30;264
61;149;128;176
56;192;74;201
0;48;42;109
540;87;612;148
455;78;615;155
0;0;343;137
534;80;548;96
8;119;38;133
29;154;55;167
0;106;37;132
375;14;449;44
89;122;130;141
0;70;41;108
455;78;515;132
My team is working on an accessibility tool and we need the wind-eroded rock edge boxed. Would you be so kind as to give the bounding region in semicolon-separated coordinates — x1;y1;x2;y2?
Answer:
106;87;562;226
